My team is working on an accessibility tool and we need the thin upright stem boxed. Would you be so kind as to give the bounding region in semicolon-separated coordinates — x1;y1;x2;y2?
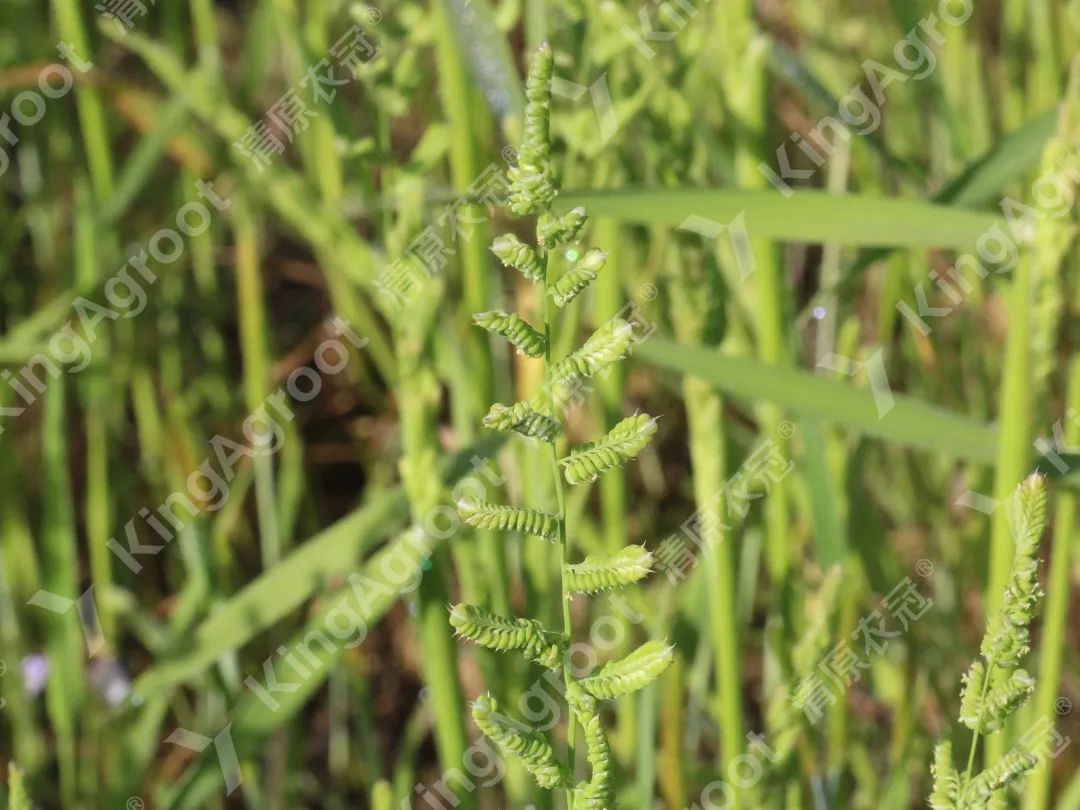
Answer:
542;236;577;803
964;656;994;783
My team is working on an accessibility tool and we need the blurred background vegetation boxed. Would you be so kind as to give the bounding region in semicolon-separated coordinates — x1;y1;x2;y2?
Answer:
2;0;1080;807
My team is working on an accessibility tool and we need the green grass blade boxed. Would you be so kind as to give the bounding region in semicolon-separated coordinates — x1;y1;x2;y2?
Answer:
128;436;502;697
557;189;999;248
638;338;996;462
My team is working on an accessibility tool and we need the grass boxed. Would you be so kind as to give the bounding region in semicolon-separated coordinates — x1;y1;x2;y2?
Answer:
2;1;1080;808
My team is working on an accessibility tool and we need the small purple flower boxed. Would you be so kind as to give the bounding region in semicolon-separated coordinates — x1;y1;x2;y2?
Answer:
20;654;49;697
89;658;132;707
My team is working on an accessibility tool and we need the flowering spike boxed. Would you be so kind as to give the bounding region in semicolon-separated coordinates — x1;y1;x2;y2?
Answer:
483;401;561;441
449;604;564;669
562;414;657;484
579;640;674;700
933;475;1049;806
538;207;588;247
550;249;607;307
492;234;545;283
508;43;556;215
457;499;559;542
929;742;960;810
472;695;569;789
474;310;547;357
550;318;634;394
565;545;653;593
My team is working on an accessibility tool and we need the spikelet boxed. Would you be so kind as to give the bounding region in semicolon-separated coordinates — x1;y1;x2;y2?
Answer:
484;401;561;441
472;695;569;789
538;207;588;247
567;683;614;809
580;640;674;700
550;249;608;307
562;414;657;485
958;660;989;731
507;44;556;214
932;476;1049;808
963;750;1037;804
449;604;565;669
986;670;1037;729
929;741;960;810
492;234;545;283
961;668;1036;733
474;311;547;358
565;545;653;593
551;318;634;389
978;476;1047;669
457;499;559;541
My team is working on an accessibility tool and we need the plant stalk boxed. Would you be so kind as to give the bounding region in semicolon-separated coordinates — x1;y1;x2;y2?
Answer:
542;239;577;804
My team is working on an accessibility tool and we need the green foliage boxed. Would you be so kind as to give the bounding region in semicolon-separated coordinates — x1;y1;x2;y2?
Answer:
450;44;671;805
930;475;1049;807
766;566;844;767
562;414;657;485
6;764;30;810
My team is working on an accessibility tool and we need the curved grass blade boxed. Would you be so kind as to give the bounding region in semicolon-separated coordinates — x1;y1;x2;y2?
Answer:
557;189;999;249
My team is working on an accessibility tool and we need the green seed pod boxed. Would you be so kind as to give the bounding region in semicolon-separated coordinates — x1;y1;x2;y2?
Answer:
963;750;1037;804
960;664;1034;733
562;414;657;484
492;234;544;283
457;499;559;541
538;207;588;246
472;695;569;790
929;741;960;810
566;683;613;810
550;249;607;307
979;613;1030;669
508;44;556;215
983;669;1036;731
474;310;547;358
580;640;674;700
958;660;989;731
483;401;562;441
979;476;1047;668
551;318;634;388
449;604;565;669
565;545;653;594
